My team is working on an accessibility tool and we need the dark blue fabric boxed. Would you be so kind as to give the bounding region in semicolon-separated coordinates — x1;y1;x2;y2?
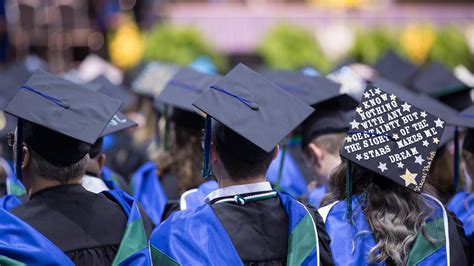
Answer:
267;149;307;196
448;192;473;237
131;162;167;225
102;166;123;191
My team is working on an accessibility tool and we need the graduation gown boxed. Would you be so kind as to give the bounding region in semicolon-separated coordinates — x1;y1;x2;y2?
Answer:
179;180;218;210
150;190;334;265
131;161;167;225
319;194;469;265
4;185;152;265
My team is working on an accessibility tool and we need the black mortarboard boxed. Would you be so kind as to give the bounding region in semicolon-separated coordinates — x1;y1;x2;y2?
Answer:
5;70;122;166
340;84;445;192
155;67;220;130
87;75;135;111
372;78;474;129
132;62;179;97
193;63;314;164
261;69;340;105
302;94;359;149
374;50;418;86
411;63;472;111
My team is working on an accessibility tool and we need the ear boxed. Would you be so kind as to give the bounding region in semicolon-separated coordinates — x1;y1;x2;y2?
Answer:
272;145;280;160
308;142;324;166
97;154;106;170
22;146;30;170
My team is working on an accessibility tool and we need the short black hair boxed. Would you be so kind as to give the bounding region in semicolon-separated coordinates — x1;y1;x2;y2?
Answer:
89;137;104;159
212;123;275;180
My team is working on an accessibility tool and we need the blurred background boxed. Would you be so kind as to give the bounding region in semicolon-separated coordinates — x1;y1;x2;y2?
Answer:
0;0;472;73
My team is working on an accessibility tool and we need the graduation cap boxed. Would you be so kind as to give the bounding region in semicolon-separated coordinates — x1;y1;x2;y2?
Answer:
374;50;418;86
132;62;179;97
87;75;135;111
5;70;122;169
193;63;314;177
261;69;340;105
340;84;445;192
411;63;472;111
2;55;51;85
302;94;359;149
155;67;220;129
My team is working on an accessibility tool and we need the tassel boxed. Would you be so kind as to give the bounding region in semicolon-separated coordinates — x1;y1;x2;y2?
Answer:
16;118;23;180
454;126;460;192
201;115;212;179
162;105;170;151
345;160;353;224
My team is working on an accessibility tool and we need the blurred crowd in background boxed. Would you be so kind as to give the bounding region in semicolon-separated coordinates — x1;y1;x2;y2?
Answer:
0;0;473;211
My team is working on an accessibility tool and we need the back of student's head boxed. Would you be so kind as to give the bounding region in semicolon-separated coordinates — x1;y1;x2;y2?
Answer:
22;120;89;184
212;122;275;181
325;160;437;265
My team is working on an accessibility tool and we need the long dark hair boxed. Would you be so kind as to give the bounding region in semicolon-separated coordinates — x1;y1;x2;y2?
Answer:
324;160;436;265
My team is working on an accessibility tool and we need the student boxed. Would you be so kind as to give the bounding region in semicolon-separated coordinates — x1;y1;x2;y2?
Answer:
150;64;333;265
319;84;469;265
0;70;151;265
301;94;358;208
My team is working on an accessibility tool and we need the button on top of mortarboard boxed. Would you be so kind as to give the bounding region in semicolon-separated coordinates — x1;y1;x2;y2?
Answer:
193;63;314;153
340;84;445;192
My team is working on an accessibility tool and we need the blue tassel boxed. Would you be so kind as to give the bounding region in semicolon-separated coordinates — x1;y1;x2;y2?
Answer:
21;86;69;109
15;118;23;180
346;160;353;223
454;126;460;192
210;85;259;110
275;142;287;191
201;115;212;179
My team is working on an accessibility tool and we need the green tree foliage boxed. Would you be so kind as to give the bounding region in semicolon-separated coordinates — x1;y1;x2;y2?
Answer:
349;27;397;65
428;26;473;70
257;23;331;73
143;24;227;72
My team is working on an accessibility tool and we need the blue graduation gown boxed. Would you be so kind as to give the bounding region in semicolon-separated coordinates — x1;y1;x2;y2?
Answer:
150;192;321;265
130;161;167;225
448;192;473;237
179;180;218;210
0;189;150;265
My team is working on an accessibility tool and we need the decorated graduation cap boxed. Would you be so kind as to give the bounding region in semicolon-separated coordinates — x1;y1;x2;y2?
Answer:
5;70;122;177
374;50;417;86
261;69;340;105
340;84;445;192
193;63;314;177
132;62;179;97
87;75;135;111
302;94;358;149
411;63;473;111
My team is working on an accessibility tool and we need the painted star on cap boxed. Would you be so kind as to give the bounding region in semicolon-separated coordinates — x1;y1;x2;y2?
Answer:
390;94;397;101
433;137;440;144
420;111;427;118
400;169;418;187
363;92;371;99
397;161;404;168
356;154;362;161
377;162;388;173
401;102;412;112
392;133;399;140
434;118;444;128
374;88;381;94
345;136;353;143
356;107;363;113
350;119;360;129
414;155;425;165
422;140;429;147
